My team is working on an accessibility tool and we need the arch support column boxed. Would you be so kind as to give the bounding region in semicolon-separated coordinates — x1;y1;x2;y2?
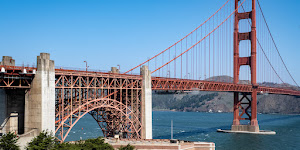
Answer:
25;53;55;134
140;66;152;139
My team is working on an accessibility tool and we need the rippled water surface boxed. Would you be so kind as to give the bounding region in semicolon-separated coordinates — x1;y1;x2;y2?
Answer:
66;111;300;150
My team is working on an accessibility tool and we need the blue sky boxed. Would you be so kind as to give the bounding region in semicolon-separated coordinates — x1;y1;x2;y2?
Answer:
0;0;299;82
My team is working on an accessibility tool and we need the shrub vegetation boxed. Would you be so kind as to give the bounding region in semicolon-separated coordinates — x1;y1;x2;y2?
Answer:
2;130;135;150
0;132;20;150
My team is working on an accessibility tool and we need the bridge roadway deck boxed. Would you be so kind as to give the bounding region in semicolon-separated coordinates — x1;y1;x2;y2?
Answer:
1;66;300;96
54;69;300;96
151;77;300;96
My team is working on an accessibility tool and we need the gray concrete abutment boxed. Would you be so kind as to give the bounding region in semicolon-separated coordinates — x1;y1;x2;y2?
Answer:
0;53;55;148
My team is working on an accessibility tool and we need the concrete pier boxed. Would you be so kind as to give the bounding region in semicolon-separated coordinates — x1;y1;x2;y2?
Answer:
0;56;15;131
25;53;55;134
0;89;6;132
140;65;152;139
6;113;18;134
0;55;26;135
4;90;26;134
0;56;15;66
217;129;276;135
232;125;259;132
110;67;120;73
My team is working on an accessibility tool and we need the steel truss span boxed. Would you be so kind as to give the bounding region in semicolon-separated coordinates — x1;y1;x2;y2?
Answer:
54;70;143;142
152;77;300;96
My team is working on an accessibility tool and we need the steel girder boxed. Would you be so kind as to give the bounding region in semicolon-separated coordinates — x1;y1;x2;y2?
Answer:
0;65;35;88
151;77;300;96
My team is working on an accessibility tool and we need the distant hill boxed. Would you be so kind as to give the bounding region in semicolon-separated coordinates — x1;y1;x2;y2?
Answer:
152;76;300;114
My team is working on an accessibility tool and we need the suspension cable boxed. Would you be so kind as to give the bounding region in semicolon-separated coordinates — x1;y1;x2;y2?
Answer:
240;4;285;84
124;0;231;74
152;0;247;73
257;0;299;87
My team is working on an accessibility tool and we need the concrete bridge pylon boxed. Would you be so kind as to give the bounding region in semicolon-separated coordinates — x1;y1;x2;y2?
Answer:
140;65;152;139
25;53;55;134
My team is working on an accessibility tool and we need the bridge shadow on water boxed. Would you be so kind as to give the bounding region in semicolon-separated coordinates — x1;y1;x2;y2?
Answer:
153;114;300;140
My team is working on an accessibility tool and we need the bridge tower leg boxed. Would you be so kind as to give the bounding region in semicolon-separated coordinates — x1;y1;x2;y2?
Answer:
232;0;259;132
140;65;152;139
25;53;55;134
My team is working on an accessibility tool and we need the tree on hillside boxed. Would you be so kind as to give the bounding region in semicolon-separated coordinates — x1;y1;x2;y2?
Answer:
0;132;20;150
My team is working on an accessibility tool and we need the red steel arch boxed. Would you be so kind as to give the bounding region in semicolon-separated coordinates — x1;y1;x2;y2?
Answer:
55;97;141;142
55;71;143;142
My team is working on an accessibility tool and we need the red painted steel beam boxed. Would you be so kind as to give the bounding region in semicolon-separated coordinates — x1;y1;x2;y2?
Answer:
151;77;300;96
1;66;299;96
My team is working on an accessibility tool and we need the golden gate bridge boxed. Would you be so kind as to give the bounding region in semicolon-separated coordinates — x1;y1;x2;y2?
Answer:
0;0;299;143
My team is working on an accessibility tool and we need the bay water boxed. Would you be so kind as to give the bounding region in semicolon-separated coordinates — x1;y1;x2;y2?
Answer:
66;111;300;150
